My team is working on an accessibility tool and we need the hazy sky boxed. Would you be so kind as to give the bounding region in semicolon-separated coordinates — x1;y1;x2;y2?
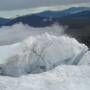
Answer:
0;0;89;10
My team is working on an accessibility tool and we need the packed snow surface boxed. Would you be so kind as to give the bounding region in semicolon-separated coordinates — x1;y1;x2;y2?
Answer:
0;66;90;90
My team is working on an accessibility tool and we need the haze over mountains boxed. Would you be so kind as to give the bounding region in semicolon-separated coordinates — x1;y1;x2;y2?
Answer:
0;7;90;27
0;6;90;48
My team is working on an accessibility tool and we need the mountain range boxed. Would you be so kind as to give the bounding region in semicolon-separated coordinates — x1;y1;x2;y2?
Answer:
0;7;90;28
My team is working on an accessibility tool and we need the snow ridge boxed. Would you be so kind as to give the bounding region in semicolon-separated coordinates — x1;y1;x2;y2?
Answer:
0;33;88;77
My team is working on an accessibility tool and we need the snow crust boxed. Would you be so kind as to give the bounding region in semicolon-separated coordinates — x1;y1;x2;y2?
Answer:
0;66;90;90
0;33;88;77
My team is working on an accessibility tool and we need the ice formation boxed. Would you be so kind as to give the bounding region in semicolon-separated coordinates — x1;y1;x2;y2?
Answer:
0;33;88;77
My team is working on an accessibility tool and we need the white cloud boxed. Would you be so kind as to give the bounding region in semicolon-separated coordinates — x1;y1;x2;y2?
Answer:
0;23;65;45
0;0;89;10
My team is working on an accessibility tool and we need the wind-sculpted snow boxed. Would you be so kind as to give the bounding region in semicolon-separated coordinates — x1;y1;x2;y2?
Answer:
0;66;90;90
0;33;88;77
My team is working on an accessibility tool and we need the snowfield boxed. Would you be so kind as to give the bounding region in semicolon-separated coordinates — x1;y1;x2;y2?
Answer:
0;66;90;90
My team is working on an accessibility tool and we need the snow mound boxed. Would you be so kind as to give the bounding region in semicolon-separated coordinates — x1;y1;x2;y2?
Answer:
0;66;90;90
0;33;88;77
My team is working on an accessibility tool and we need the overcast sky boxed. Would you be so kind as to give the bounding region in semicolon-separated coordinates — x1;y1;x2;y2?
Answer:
0;0;90;10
